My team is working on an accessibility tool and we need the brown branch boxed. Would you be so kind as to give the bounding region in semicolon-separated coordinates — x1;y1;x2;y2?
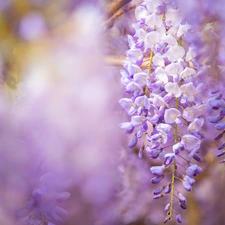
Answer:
105;0;132;19
103;2;141;30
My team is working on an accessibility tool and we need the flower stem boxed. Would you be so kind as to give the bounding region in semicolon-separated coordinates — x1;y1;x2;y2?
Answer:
145;51;154;97
169;98;179;219
148;51;154;75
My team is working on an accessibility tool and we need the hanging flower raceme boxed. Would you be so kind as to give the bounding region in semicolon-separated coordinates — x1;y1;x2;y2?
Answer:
119;0;205;223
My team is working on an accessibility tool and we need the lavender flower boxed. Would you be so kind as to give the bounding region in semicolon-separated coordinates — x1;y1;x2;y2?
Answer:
119;0;205;222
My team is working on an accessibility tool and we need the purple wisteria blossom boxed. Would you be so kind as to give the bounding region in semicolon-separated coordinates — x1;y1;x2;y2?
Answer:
119;0;206;222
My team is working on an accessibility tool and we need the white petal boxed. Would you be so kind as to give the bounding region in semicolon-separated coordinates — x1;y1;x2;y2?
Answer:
135;5;149;20
166;45;185;62
145;31;161;49
153;54;165;67
145;13;163;28
155;67;168;83
165;82;181;97
164;108;181;123
180;67;196;79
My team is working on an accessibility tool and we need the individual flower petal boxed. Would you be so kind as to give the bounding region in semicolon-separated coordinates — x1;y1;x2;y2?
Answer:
188;118;204;132
180;67;196;80
176;214;182;223
131;116;146;127
165;82;181;97
118;98;136;115
218;143;225;150
153;186;165;195
208;114;223;123
119;122;133;131
164;108;181;124
135;95;151;109
125;81;142;94
153;53;165;67
151;175;164;184
164;203;170;211
179;201;187;210
146;146;162;159
163;34;177;45
164;184;171;194
166;45;185;62
186;164;202;177
127;48;143;65
180;82;197;102
181;134;200;150
135;5;149;20
215;132;225;140
145;31;161;49
183;104;206;121
215;122;225;130
150;165;165;176
165;62;183;77
155;67;168;83
133;72;149;86
145;13;163;28
150;93;168;107
153;194;164;199
128;134;138;148
217;151;225;157
173;142;184;154
178;192;186;203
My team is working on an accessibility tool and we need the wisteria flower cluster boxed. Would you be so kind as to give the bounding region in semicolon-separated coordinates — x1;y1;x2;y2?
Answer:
119;0;206;222
2;0;225;225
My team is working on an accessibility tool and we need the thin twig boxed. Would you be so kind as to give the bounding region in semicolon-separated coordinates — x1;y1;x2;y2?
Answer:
103;2;141;29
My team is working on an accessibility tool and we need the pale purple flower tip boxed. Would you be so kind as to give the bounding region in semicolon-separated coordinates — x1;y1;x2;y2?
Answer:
153;187;164;195
164;184;171;194
142;121;148;131
135;39;144;48
193;154;202;162
176;214;182;223
216;151;225;157
180;201;187;210
164;155;174;166
164;203;170;211
182;175;195;191
151;175;164;184
128;134;138;148
178;192;186;203
221;108;225;116
164;217;170;223
209;94;222;109
218;143;225;150
215;122;225;130
138;147;144;159
156;4;165;15
147;147;161;159
150;165;165;176
137;129;143;138
215;131;225;140
173;143;184;154
150;142;160;149
153;194;164;199
149;114;160;123
186;164;202;177
208;115;223;123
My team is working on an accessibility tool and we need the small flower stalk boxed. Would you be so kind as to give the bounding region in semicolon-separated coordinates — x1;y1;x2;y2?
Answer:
119;0;205;222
